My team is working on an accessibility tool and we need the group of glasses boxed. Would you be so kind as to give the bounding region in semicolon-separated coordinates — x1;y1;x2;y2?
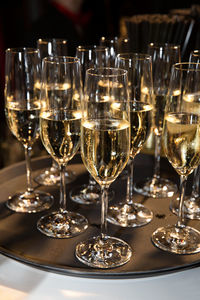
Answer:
4;36;200;269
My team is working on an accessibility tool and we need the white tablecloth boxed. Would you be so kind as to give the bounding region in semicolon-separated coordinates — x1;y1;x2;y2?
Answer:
0;254;200;300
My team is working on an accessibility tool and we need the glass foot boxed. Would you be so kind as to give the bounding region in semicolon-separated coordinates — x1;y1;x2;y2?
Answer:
75;235;132;268
37;210;88;238
134;177;177;198
170;196;200;220
107;202;153;227
70;184;101;205
152;225;200;254
34;168;76;186
6;191;54;213
70;184;114;205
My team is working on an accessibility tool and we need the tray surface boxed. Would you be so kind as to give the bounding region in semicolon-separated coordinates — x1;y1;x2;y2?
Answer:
0;154;199;279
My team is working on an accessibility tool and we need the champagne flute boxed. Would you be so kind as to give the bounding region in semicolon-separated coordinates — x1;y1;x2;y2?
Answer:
75;67;132;268
170;49;200;219
4;48;53;213
107;53;154;227
99;36;119;67
70;45;110;205
134;43;180;198
34;38;76;186
37;56;88;238
152;62;200;254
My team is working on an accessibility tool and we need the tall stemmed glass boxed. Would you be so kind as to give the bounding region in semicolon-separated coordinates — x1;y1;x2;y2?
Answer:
100;37;119;67
34;38;76;186
152;63;200;254
171;50;200;219
4;48;53;213
75;68;132;268
134;43;180;198
107;53;154;227
37;56;88;238
70;45;110;205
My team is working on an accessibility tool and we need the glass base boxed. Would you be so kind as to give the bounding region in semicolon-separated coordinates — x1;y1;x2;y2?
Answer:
152;225;200;254
70;183;101;205
6;191;54;213
170;196;200;220
70;184;114;205
34;168;76;186
37;210;88;238
134;177;177;198
75;235;132;268
107;202;153;227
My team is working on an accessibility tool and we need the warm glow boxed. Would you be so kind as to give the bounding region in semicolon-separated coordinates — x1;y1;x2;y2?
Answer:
61;289;97;298
0;285;27;300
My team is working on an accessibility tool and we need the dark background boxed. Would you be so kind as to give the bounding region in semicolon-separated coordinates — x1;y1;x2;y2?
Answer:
0;0;199;168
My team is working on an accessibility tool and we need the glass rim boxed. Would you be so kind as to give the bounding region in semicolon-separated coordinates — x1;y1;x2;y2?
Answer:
100;36;118;42
86;67;127;77
43;56;80;64
6;47;39;54
148;42;180;50
191;50;200;55
76;45;109;52
37;38;68;44
117;52;151;60
173;62;200;71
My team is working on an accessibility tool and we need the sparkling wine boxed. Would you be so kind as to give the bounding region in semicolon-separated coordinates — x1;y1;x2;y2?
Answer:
5;101;40;147
130;102;153;158
162;112;200;176
81;118;130;186
40;110;81;165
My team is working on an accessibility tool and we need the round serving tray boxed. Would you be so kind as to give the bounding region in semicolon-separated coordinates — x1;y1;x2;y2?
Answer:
0;154;199;279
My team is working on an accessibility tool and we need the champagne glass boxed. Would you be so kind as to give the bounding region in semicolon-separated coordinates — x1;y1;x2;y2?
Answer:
4;48;53;213
75;67;132;268
134;43;180;198
107;53;154;227
152;62;200;254
34;38;76;186
170;49;200;219
37;56;88;238
70;45;111;205
100;37;119;67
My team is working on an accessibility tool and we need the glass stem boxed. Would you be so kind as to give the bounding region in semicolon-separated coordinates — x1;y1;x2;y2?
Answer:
153;134;161;180
177;175;187;228
126;159;134;204
60;164;67;212
191;166;200;199
51;159;59;171
88;173;97;186
24;146;34;193
100;185;109;239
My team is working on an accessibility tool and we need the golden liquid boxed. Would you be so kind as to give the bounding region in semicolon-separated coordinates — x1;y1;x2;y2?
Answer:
81;118;130;186
5;101;40;147
162;112;200;176
130;102;153;159
40;110;81;165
